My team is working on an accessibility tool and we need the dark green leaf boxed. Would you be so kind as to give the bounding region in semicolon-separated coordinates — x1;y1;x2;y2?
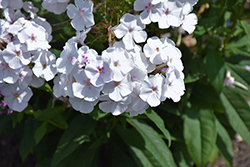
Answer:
206;48;226;92
51;115;96;167
56;143;96;167
145;108;171;146
35;122;48;145
19;116;39;161
172;142;193;167
51;114;68;129
215;118;233;167
34;106;63;121
183;104;217;167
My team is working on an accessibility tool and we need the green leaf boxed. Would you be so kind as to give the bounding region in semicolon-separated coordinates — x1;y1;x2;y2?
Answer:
51;115;96;167
56;143;96;167
226;63;250;97
215;118;233;167
122;119;177;167
35;122;48;145
36;82;53;93
51;114;68;129
19;116;39;161
241;20;250;40
145;108;171;146
11;112;24;128
220;88;250;146
206;48;226;92
183;104;217;167
34;106;63;121
172;142;193;167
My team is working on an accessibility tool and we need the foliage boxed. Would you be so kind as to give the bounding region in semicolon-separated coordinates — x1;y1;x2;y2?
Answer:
1;0;250;167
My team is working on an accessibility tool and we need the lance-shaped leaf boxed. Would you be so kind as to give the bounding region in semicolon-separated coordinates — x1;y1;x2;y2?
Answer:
206;48;226;92
55;143;97;167
183;104;217;167
51;115;96;167
145;108;171;146
220;87;250;146
116;119;177;167
215;118;233;167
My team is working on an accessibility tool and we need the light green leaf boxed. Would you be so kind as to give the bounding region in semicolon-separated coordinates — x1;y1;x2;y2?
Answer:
220;88;250;146
241;20;250;40
184;105;217;167
51;115;96;167
35;122;48;145
215;118;233;167
145;108;171;146
127;119;177;167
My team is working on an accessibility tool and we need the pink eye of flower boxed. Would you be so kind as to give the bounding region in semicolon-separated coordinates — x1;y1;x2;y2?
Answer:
97;66;104;74
114;60;119;67
165;8;170;15
15;50;21;56
151;86;158;92
156;47;160;52
29;33;37;42
14;93;20;99
114;82;120;87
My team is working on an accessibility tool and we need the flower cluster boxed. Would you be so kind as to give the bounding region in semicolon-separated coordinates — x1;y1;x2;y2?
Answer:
1;0;199;116
0;1;57;112
134;0;198;34
52;0;197;116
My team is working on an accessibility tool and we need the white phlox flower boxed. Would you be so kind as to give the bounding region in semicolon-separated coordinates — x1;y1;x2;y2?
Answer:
126;82;149;117
2;41;31;69
72;70;102;101
23;1;39;19
158;0;182;29
32;50;57;81
180;2;198;34
102;74;133;102
139;74;166;107
32;17;53;42
3;8;24;24
17;66;32;89
17;22;50;51
134;0;163;24
30;75;45;88
7;0;23;9
77;45;98;68
129;65;147;83
42;0;70;15
177;0;198;6
0;56;19;84
7;17;29;36
69;97;98;113
143;36;169;64
1;84;33;112
53;74;67;98
0;0;8;9
163;69;185;102
85;56;113;87
114;13;147;50
66;0;95;31
56;42;78;75
0;19;11;43
102;47;134;81
67;28;91;45
99;95;131;116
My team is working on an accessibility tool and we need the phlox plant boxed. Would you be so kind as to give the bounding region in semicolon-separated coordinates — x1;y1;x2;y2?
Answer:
0;0;250;167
